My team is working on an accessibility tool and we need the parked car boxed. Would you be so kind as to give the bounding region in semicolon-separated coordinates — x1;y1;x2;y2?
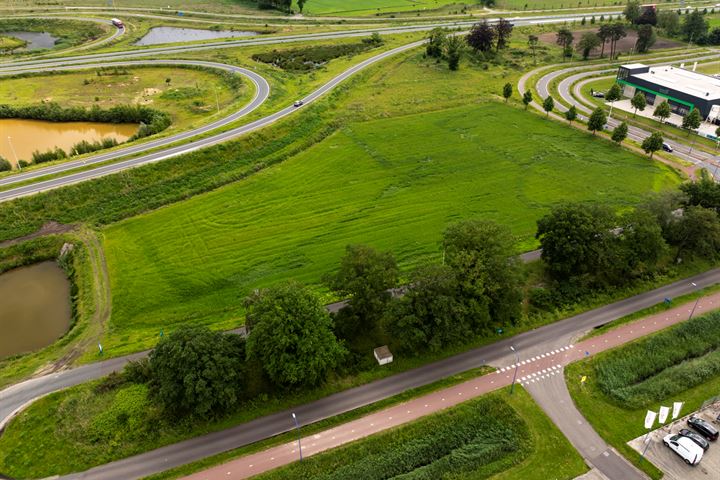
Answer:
293;100;304;107
688;415;719;441
591;90;605;98
679;428;710;451
664;434;704;465
662;142;674;152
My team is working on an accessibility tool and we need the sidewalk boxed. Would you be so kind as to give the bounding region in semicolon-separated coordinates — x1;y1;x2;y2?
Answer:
184;292;720;480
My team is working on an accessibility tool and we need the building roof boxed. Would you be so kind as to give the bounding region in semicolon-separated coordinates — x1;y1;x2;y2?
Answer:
630;65;720;101
622;63;648;70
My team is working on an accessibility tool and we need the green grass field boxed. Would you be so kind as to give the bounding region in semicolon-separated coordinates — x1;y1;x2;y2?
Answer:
101;101;680;354
566;310;720;480
293;0;475;15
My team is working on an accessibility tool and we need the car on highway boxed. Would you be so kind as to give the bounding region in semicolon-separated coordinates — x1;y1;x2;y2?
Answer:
679;428;710;451
664;433;704;465
293;100;304;107
662;142;673;152
688;415;719;441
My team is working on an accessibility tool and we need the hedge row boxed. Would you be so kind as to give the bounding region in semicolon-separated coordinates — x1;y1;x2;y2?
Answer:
595;311;720;407
252;42;374;72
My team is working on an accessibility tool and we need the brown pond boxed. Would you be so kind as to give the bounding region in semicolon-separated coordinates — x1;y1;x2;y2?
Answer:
0;261;71;359
0;118;138;166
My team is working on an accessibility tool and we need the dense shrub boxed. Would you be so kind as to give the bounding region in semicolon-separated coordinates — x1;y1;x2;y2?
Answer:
252;42;375;71
32;147;67;164
595;311;720;407
69;138;118;156
0;156;10;172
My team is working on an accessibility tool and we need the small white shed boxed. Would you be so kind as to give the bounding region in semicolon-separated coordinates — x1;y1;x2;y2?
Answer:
373;345;393;365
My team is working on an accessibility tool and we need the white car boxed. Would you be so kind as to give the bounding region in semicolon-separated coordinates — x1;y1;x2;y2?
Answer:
664;433;704;466
293;100;304;107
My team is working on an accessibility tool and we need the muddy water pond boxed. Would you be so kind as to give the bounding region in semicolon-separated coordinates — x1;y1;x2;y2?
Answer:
4;31;58;50
0;118;138;166
135;26;258;46
0;262;71;359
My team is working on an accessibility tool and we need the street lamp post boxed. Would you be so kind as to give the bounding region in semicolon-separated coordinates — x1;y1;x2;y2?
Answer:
7;136;19;170
291;412;303;461
509;346;520;395
689;282;701;321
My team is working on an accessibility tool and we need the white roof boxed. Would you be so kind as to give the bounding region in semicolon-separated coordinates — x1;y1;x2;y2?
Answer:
632;65;720;101
622;63;648;70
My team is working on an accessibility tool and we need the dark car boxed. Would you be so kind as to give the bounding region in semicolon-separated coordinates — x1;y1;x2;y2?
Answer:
662;142;673;152
688;416;719;441
680;428;710;451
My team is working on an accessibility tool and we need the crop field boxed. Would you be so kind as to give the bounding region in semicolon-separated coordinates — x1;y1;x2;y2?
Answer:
566;311;720;479
0;67;247;133
101;101;680;354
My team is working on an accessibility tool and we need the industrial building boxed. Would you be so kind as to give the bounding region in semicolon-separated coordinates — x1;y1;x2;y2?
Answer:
616;63;720;122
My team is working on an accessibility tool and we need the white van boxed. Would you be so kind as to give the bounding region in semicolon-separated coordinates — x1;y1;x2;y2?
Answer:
663;433;704;466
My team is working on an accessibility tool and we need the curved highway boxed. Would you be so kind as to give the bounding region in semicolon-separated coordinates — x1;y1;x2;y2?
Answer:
0;59;269;191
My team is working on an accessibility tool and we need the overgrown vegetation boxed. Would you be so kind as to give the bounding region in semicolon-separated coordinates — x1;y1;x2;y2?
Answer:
252;36;383;72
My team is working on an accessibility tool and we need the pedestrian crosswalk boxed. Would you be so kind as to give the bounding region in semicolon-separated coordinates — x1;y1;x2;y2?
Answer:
496;344;574;374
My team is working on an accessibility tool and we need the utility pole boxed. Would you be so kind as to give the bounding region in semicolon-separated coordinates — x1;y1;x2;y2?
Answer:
7;136;19;170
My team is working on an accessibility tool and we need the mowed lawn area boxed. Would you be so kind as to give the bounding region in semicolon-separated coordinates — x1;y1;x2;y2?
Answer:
101;101;680;354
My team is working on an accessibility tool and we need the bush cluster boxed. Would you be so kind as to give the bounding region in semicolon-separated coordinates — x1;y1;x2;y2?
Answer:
595;311;720;408
69;138;119;156
252;41;376;71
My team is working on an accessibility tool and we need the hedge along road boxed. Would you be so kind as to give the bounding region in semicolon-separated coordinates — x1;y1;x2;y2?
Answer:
0;59;270;191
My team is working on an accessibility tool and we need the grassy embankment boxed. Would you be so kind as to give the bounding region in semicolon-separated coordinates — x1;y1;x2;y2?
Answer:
0;18;108;54
567;310;720;479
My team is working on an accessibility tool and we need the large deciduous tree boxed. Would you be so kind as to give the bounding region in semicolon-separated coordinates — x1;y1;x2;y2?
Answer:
577;31;601;59
325;244;399;341
682;9;709;42
653;100;671;123
635;25;657;53
245;281;345;388
495;18;514;50
467;20;496;52
148;326;246;418
443;219;522;328
682;108;701;134
384;264;468;353
624;0;641;23
527;34;539;64
445;35;464;71
426;27;447;58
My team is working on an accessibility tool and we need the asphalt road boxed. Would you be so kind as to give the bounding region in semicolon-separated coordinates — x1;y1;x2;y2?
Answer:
0;59;270;191
1;267;711;479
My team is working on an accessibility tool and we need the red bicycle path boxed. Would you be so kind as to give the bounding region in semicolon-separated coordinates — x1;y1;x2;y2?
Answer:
184;292;720;480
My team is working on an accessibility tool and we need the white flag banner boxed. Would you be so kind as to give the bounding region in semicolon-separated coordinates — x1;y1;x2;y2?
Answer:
644;410;657;429
659;406;670;424
673;402;684;420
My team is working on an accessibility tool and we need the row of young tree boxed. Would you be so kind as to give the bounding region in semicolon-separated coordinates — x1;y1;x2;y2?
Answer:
121;173;720;419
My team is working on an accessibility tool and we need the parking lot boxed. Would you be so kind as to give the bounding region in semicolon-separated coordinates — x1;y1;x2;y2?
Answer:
628;404;720;480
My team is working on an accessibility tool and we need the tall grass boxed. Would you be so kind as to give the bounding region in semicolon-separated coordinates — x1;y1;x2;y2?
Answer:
596;311;720;408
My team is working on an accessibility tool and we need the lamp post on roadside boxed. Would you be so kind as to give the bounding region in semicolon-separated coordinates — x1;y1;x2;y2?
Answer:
7;136;19;170
291;412;303;461
509;345;520;395
688;282;701;321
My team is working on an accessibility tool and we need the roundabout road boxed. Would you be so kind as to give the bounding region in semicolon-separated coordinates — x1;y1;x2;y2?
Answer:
0;59;270;192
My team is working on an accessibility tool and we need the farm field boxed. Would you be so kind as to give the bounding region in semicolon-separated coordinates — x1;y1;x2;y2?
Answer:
0;67;247;134
566;310;720;479
101;101;680;355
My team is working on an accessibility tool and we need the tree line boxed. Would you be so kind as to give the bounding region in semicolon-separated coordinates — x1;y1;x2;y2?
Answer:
425;19;514;71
